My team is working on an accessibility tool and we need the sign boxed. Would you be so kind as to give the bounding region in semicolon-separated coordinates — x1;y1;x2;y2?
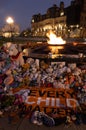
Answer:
23;87;79;117
13;87;79;117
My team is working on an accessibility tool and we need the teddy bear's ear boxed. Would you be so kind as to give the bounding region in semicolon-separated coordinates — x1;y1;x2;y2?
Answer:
9;44;17;50
12;44;17;49
14;44;17;49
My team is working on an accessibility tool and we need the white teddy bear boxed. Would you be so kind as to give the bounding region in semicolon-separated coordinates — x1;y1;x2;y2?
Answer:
8;44;24;66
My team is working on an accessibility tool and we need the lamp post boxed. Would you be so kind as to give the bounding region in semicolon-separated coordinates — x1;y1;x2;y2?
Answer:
6;17;14;39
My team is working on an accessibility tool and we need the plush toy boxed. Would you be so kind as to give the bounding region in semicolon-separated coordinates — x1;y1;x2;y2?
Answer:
0;60;5;72
40;61;49;70
4;69;14;91
0;59;6;86
35;59;40;69
8;44;24;66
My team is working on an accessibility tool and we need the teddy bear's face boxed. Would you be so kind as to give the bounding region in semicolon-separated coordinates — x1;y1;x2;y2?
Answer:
8;44;18;56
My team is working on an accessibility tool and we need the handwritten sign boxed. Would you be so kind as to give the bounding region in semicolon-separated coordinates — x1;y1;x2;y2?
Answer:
22;87;79;117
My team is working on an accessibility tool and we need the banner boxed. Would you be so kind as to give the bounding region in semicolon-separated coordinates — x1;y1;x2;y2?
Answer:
13;87;79;117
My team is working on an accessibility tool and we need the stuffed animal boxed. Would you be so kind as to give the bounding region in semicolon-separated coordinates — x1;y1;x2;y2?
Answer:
35;59;40;69
40;61;49;70
8;44;24;66
4;69;14;91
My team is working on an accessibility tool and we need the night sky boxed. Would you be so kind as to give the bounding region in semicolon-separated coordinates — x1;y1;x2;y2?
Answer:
0;0;72;31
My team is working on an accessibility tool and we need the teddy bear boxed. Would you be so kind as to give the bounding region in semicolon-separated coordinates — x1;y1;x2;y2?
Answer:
8;44;24;66
4;69;14;92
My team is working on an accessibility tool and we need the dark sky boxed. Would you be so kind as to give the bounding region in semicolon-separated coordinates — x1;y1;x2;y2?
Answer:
0;0;72;31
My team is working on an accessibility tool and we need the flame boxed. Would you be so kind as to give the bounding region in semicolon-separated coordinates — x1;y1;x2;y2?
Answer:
49;46;64;53
47;31;66;45
73;42;78;46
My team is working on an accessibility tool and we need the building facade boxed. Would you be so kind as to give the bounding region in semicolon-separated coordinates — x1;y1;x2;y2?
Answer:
80;0;86;37
31;3;67;37
31;0;86;38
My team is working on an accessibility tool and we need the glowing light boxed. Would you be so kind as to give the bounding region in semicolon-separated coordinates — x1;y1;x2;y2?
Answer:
23;49;28;56
73;42;78;46
49;46;64;54
60;12;64;16
47;30;66;45
6;17;14;24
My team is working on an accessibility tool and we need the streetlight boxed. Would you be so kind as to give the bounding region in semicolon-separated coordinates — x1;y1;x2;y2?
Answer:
6;16;14;38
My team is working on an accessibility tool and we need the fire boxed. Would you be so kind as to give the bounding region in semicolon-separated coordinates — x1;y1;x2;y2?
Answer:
73;42;78;46
47;31;66;45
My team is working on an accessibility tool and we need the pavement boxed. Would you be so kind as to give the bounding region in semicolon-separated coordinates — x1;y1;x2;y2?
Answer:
0;116;86;130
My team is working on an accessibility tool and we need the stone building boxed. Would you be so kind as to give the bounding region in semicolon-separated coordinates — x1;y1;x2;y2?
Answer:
31;3;67;37
31;0;86;38
80;0;86;37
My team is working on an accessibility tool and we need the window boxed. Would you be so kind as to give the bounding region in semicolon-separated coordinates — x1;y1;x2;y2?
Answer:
60;12;64;16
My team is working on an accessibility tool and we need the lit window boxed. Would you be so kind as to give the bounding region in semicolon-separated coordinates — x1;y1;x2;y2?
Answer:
32;19;34;23
60;12;64;16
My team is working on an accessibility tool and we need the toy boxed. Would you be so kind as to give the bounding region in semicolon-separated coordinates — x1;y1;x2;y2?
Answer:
4;69;14;91
8;44;24;66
